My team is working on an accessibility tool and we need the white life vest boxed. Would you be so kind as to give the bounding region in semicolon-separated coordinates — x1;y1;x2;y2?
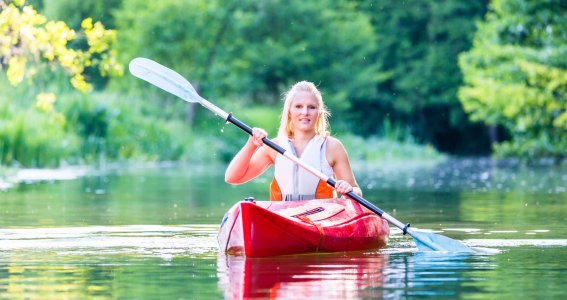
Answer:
270;136;336;201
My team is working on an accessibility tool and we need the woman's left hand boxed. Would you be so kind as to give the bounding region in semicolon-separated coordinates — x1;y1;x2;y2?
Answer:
334;179;353;195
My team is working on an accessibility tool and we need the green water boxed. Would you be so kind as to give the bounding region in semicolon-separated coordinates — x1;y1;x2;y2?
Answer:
1;159;567;299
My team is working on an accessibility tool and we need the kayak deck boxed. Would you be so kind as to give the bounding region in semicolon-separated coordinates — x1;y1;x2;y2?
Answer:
218;198;389;257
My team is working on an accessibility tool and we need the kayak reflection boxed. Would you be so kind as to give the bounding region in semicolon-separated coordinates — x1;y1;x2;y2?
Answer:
217;252;388;299
217;249;498;299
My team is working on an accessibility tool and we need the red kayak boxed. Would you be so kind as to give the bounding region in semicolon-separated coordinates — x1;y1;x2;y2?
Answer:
218;198;389;257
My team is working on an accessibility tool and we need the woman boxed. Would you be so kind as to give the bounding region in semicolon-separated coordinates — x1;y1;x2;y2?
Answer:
225;81;362;201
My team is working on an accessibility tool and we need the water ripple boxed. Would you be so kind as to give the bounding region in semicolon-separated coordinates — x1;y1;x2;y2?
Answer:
0;225;219;258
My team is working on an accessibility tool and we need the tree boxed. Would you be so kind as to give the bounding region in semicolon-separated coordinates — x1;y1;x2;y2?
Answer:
42;0;122;30
0;0;123;94
228;0;381;114
0;0;123;167
356;0;488;153
114;0;381;130
458;0;567;159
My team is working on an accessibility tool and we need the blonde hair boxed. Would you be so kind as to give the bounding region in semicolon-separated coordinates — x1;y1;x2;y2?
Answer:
277;81;330;140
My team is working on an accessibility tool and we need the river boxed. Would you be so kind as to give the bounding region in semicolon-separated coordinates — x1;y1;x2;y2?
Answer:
1;158;566;299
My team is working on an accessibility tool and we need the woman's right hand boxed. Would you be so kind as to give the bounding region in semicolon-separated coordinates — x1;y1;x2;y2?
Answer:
249;127;268;147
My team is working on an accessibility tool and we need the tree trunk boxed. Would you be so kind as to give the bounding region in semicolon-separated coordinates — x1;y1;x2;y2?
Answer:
488;125;498;145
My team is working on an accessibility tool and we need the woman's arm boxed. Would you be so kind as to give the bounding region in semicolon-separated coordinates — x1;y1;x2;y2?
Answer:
224;128;276;184
326;137;363;197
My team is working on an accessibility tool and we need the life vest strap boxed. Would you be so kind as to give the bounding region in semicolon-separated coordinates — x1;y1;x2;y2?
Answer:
296;215;325;252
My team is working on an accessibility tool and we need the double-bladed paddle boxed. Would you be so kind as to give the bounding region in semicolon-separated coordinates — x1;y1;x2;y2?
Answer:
129;57;475;253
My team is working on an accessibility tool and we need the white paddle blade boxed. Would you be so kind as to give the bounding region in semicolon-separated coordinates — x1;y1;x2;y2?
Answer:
129;57;201;103
411;230;475;253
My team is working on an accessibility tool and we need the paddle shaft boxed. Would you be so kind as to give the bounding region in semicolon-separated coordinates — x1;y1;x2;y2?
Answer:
226;114;411;232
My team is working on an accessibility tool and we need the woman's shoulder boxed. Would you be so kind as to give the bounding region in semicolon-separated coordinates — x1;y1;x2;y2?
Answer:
325;136;344;147
324;136;347;154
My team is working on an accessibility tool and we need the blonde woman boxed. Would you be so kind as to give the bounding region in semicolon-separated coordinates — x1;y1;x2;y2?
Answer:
225;81;362;201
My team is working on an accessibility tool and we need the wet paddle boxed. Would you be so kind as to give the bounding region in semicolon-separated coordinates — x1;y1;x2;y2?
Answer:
129;57;475;253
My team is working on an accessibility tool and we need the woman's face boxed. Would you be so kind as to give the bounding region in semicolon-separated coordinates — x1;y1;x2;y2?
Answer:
289;91;320;134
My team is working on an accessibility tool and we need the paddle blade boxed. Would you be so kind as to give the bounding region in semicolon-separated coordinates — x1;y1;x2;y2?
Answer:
129;57;201;103
411;230;475;253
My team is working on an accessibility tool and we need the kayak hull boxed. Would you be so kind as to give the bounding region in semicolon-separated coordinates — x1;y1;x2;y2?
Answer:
218;198;389;257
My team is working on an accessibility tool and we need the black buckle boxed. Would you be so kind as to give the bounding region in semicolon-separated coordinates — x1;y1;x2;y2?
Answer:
402;223;411;235
243;197;256;203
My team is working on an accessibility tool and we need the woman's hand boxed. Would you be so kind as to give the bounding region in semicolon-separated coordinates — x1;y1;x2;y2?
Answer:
248;127;268;147
225;127;275;184
334;179;354;195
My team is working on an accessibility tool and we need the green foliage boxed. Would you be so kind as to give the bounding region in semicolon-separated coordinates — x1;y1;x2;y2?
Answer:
111;0;454;158
0;76;193;167
61;92;189;163
459;0;567;160
3;0;523;169
113;0;380;119
42;0;122;29
0;98;80;167
338;133;445;163
231;105;280;136
230;1;380;109
41;0;123;89
354;0;487;153
113;0;224;95
0;0;123;93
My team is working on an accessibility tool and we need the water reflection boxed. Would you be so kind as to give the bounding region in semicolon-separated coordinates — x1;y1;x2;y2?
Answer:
0;225;223;299
0;225;565;299
216;251;498;299
0;257;223;299
0;264;116;299
217;253;388;299
384;252;495;298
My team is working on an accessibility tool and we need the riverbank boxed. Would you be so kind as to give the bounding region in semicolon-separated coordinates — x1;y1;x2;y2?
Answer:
0;129;447;191
0;162;179;191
